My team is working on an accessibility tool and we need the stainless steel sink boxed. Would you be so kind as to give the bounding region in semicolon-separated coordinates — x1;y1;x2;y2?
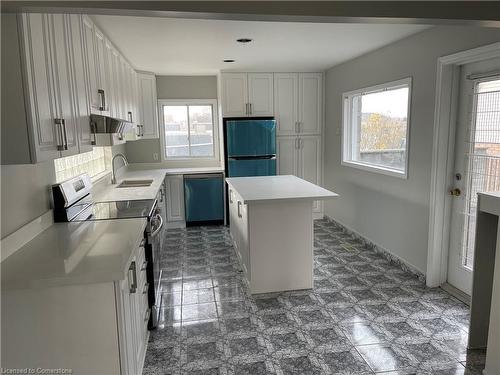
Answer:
116;179;154;188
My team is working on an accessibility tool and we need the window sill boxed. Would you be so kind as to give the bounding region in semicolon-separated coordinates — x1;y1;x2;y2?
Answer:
341;160;408;179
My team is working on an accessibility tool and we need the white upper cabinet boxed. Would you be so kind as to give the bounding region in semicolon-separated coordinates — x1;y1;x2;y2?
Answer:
274;73;299;136
247;73;274;116
221;73;248;117
18;13;62;162
298;73;323;135
137;72;159;139
82;16;101;114
68;14;93;154
221;73;273;117
94;26;110;115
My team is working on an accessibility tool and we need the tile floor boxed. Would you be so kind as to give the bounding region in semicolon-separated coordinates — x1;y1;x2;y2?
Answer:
143;219;486;375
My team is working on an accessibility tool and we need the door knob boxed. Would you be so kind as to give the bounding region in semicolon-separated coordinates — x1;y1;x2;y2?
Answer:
449;188;461;197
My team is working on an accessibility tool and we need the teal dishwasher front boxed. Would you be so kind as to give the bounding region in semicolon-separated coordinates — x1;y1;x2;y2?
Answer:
184;174;224;226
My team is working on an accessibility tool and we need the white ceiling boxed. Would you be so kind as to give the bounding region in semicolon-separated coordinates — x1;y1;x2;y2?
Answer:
92;15;429;75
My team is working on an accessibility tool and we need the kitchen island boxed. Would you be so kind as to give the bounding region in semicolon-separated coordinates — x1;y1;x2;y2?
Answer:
226;175;338;294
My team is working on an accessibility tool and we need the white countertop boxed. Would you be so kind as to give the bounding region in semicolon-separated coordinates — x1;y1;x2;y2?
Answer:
225;175;338;204
93;166;224;202
1;218;147;290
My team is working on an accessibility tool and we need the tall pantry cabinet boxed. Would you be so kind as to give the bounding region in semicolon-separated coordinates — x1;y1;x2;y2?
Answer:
221;72;324;214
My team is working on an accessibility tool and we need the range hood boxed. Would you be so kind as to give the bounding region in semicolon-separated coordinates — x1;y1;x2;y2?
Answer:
90;114;134;135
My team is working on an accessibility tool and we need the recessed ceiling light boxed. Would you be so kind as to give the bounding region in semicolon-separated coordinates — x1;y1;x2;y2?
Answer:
236;38;253;44
223;59;235;63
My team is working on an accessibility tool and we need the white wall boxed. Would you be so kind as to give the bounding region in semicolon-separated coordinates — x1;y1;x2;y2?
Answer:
324;26;500;274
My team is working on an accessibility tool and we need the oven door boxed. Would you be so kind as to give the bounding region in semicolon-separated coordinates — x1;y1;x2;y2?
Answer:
147;212;163;329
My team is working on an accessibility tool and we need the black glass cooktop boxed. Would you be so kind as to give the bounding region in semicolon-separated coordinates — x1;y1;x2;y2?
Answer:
71;199;156;221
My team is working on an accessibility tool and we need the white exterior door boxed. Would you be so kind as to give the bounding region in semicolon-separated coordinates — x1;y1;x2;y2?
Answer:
276;137;298;176
274;73;299;136
247;73;273;116
298;73;323;135
447;58;500;295
221;73;248;117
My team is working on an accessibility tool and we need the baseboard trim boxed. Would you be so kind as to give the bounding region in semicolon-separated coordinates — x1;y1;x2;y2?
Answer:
440;282;471;305
1;210;53;262
322;215;426;282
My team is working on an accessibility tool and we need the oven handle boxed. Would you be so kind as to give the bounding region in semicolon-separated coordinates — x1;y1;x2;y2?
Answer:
151;214;163;238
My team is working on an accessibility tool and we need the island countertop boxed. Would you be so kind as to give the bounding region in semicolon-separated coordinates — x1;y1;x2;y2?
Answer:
225;175;338;204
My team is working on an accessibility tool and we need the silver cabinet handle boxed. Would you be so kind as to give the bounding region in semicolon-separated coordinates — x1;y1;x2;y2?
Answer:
229;189;233;203
151;214;164;238
61;118;68;150
143;283;149;295
245;103;248;115
98;89;105;111
144;308;151;322
141;260;148;271
128;261;137;294
237;201;242;218
295;138;300;149
141;125;144;137
249;103;252;115
300;139;304;149
128;111;133;123
55;119;68;151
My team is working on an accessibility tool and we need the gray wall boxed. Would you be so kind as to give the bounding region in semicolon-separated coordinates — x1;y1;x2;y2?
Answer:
126;75;219;165
324;25;500;274
156;75;217;100
1;162;56;238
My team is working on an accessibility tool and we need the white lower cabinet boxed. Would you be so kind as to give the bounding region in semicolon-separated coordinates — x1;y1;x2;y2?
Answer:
166;175;185;226
228;188;250;279
1;242;149;375
277;135;322;213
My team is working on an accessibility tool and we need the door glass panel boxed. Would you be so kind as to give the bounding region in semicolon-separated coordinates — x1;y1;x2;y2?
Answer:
163;105;189;158
463;79;500;269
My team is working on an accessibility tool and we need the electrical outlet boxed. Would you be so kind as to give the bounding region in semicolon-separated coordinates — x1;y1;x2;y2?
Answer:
153;153;159;161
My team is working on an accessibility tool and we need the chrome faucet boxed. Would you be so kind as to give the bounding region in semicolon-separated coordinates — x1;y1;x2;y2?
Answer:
111;153;128;184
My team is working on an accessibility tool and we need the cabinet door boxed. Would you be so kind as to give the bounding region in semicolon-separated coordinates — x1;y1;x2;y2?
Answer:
138;73;159;138
221;73;248;117
298;73;323;135
50;14;79;157
248;73;273;116
104;38;117;118
110;49;123;120
274;73;299;136
276;137;298;176
94;27;110;116
68;14;92;153
298;136;322;212
166;175;185;222
20;13;61;162
81;16;101;114
117;264;137;375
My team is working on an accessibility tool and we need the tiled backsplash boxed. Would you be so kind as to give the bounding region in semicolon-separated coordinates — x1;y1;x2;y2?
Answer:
54;147;112;183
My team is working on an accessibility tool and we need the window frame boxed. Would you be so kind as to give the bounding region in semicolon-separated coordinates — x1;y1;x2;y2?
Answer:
158;99;219;161
341;77;412;179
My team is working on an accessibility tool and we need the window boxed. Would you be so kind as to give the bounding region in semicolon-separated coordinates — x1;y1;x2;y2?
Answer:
54;147;112;183
159;100;218;160
342;78;411;178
